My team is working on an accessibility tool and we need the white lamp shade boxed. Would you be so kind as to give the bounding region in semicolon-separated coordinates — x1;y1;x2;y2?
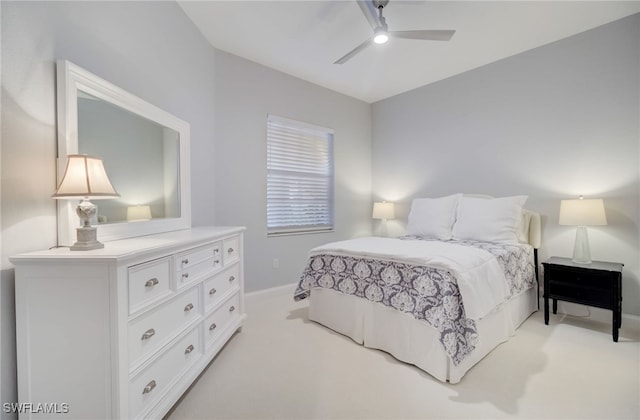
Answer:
559;198;607;226
127;205;152;222
372;201;395;220
53;155;119;199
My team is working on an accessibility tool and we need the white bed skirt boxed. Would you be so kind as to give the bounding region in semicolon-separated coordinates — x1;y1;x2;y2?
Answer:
308;286;537;383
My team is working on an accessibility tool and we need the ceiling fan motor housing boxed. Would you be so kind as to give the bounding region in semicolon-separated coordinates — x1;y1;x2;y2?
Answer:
373;0;390;9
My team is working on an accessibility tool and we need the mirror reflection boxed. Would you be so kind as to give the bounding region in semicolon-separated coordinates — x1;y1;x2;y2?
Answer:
77;91;180;225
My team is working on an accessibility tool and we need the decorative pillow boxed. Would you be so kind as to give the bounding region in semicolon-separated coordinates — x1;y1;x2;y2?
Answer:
452;195;528;244
406;194;461;240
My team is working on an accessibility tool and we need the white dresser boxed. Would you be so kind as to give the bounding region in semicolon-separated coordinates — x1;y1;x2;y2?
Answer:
11;227;246;419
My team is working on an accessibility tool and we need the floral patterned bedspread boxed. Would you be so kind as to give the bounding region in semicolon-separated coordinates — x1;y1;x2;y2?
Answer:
294;237;535;366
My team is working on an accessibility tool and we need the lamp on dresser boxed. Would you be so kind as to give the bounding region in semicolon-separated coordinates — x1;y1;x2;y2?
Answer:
52;154;120;250
559;196;607;264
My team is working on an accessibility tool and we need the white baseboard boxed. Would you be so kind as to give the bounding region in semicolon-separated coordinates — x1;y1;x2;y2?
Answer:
545;300;638;324
246;282;297;300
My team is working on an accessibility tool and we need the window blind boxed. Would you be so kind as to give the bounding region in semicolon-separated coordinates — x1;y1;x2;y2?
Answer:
267;115;334;235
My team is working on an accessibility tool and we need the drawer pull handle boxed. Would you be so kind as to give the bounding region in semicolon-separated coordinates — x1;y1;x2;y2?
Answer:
229;306;235;313
209;288;217;295
209;323;217;331
213;248;220;255
227;247;234;254
182;273;189;280
184;303;194;312
145;278;159;288
141;329;156;340
228;275;235;283
182;258;189;265
185;344;195;355
214;260;220;265
142;380;156;394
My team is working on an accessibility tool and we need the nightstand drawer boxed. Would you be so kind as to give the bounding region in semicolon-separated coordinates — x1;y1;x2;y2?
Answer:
547;267;612;290
548;282;612;308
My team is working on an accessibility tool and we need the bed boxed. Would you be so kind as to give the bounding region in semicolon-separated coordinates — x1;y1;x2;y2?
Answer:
294;194;541;383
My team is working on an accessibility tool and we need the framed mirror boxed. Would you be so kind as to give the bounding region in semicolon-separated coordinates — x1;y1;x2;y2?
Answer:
56;60;191;245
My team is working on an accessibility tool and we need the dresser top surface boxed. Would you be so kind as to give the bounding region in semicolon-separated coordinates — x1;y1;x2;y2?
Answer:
543;256;623;272
10;226;245;263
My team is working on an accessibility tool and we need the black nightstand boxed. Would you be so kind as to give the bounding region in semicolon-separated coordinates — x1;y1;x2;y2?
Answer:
542;257;623;341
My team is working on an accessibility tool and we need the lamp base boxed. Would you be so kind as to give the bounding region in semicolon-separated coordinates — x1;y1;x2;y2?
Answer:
572;226;592;264
71;226;104;251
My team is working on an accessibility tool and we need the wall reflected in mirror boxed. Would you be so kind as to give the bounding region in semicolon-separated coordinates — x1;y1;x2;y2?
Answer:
77;91;180;225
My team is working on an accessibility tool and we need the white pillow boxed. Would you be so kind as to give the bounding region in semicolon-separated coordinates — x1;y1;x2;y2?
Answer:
406;194;461;240
452;195;528;244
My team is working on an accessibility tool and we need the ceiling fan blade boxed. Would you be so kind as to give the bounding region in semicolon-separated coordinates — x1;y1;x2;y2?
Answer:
356;0;381;30
390;29;456;41
334;38;373;64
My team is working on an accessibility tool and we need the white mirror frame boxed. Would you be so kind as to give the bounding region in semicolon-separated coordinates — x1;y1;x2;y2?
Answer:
56;60;191;245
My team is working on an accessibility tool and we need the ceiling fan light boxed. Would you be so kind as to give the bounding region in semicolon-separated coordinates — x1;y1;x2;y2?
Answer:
373;28;389;44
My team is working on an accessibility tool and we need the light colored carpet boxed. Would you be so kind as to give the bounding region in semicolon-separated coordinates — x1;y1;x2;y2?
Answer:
167;285;640;419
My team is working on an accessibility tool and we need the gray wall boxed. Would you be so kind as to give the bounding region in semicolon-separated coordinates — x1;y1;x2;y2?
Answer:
0;1;371;411
0;1;216;412
372;14;640;316
212;50;372;293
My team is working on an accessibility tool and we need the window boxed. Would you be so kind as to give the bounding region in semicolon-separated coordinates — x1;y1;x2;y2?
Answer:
267;115;334;236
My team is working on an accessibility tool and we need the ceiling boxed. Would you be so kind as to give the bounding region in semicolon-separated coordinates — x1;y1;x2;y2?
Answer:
178;1;640;103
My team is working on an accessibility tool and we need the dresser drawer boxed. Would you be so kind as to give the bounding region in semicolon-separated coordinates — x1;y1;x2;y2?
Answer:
176;258;218;290
204;293;241;348
129;326;201;418
203;264;241;312
128;257;172;314
175;244;221;289
175;243;220;271
223;236;240;265
128;286;200;369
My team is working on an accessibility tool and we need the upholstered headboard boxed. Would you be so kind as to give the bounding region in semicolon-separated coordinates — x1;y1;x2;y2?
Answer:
523;209;542;249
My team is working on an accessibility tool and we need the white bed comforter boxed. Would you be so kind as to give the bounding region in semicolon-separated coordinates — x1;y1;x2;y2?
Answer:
311;237;509;320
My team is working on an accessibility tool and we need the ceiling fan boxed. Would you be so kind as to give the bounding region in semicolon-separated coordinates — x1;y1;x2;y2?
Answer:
334;0;455;64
